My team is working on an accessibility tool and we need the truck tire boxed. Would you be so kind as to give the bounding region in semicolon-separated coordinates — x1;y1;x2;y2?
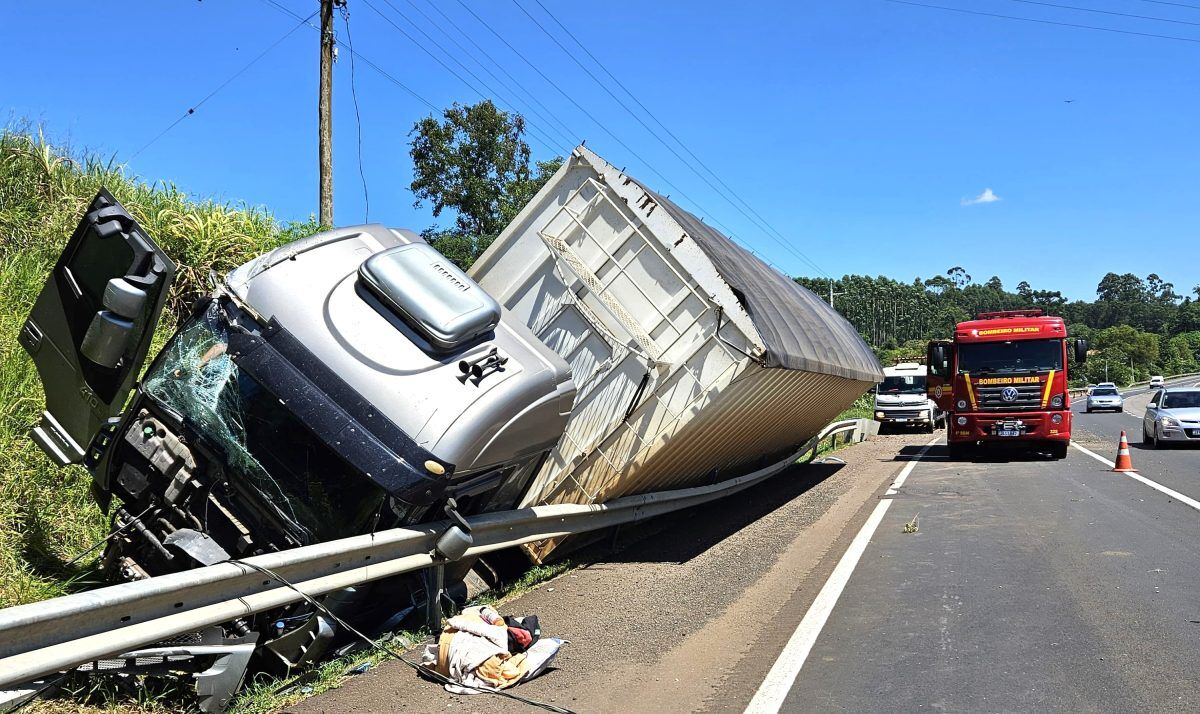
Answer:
1049;442;1069;459
948;441;970;460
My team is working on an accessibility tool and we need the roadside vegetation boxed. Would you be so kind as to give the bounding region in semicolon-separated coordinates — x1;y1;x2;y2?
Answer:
0;128;320;609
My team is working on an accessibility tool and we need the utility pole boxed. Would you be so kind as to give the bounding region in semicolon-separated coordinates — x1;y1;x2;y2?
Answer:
318;0;335;226
828;279;845;309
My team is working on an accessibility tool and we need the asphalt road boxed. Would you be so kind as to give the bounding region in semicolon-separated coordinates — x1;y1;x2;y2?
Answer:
758;381;1200;712
294;378;1200;713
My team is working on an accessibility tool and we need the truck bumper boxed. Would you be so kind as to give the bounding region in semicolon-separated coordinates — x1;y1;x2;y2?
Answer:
947;410;1071;443
874;409;934;424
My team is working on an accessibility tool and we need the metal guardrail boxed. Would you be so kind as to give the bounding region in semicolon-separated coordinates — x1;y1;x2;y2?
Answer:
0;417;873;688
802;418;872;463
1068;371;1200;397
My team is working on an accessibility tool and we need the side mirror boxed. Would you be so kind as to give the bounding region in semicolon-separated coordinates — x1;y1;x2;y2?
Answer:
80;278;148;368
1148;403;1158;409
1073;338;1089;364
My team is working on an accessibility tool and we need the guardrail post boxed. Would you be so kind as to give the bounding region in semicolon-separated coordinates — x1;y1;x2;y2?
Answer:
424;564;445;633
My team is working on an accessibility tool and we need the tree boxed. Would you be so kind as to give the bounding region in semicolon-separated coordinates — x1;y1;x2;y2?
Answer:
946;266;972;289
1016;281;1033;302
409;100;563;268
985;276;1003;291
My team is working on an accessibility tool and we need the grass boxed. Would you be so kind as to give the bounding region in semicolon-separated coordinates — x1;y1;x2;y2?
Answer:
0;127;320;609
835;393;875;421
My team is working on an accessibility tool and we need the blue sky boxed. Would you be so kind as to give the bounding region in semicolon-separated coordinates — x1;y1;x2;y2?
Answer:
3;0;1198;301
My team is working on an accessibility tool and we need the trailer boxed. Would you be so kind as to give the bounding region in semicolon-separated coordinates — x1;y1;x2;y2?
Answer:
471;146;883;560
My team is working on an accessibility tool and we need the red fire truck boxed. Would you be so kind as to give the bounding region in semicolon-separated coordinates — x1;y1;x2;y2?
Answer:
926;310;1088;459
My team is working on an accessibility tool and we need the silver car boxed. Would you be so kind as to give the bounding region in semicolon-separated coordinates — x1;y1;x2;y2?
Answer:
1143;388;1200;448
1086;386;1124;413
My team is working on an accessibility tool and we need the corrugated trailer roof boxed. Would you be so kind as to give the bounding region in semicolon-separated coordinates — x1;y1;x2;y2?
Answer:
640;186;882;383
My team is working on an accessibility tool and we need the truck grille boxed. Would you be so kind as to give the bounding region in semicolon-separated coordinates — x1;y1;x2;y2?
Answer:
882;408;927;419
975;384;1042;411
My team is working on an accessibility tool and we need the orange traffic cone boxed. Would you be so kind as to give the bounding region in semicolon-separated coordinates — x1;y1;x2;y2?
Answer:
1112;431;1137;472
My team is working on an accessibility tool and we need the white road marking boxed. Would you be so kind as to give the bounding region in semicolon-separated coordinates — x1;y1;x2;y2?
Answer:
1069;441;1200;513
744;438;939;714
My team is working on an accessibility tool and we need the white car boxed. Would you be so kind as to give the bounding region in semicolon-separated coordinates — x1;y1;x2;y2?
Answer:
1143;388;1200;448
1149;376;1165;388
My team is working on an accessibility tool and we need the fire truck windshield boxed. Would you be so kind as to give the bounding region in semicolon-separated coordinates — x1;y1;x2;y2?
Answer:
957;339;1063;375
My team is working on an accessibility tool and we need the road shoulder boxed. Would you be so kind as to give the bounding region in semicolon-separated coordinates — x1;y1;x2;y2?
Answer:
287;433;928;714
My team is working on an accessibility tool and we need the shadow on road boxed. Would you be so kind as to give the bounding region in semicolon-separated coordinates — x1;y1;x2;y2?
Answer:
895;443;1064;464
565;461;845;567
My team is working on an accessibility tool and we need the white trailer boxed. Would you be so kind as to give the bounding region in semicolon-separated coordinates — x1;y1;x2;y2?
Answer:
471;146;883;560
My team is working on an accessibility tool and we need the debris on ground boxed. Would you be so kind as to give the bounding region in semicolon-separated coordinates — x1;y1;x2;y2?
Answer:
421;605;563;695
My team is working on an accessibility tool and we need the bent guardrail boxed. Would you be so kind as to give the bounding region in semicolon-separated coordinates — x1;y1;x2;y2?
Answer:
0;416;876;689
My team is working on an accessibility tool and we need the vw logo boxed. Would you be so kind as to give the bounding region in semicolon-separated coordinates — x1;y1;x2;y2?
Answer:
1001;386;1020;402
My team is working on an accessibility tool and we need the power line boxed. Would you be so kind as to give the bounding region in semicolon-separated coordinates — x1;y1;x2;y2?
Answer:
1134;0;1200;11
1004;0;1200;27
360;0;569;154
518;0;831;278
340;4;370;223
129;10;317;160
257;0;439;111
528;0;829;276
387;0;581;151
883;0;1200;44
411;0;581;144
448;0;782;272
379;0;576;152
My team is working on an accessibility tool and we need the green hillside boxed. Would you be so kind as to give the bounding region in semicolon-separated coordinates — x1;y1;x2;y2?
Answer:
0;130;319;607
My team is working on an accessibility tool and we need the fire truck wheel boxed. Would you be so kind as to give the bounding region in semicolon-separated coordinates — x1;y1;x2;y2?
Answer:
1049;442;1069;459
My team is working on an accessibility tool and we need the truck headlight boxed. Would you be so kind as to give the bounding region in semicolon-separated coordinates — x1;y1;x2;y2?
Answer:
876;411;886;419
1050;395;1064;409
956;416;968;426
956;399;967;410
1051;413;1063;424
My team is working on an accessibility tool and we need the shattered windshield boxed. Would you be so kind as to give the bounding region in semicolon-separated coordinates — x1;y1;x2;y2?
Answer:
957;339;1063;375
142;302;386;545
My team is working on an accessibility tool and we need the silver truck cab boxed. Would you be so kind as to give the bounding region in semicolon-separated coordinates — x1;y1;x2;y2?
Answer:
18;190;576;702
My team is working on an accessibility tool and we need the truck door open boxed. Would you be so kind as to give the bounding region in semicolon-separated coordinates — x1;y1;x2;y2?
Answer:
18;188;176;466
926;340;955;413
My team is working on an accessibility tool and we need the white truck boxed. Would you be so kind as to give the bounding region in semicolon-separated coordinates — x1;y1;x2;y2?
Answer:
874;362;941;432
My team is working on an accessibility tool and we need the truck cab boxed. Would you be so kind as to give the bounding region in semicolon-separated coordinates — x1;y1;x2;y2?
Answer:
17;190;577;704
927;309;1087;459
873;362;941;433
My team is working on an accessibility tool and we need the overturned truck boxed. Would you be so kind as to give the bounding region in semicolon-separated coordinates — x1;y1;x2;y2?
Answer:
17;147;881;708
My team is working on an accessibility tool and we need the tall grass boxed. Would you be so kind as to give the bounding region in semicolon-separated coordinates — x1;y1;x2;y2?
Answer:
0;128;320;607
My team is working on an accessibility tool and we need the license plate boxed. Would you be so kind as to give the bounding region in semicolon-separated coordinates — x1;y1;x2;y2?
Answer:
998;429;1021;437
895;418;907;422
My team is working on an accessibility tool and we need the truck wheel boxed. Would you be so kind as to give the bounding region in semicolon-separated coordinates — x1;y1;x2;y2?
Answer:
1049;442;1069;459
948;441;969;460
925;418;935;434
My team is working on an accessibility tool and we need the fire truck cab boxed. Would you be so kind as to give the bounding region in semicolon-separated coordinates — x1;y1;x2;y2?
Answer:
927;310;1088;459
